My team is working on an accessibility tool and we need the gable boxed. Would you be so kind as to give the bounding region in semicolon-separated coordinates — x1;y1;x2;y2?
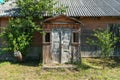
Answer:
43;15;82;30
44;15;81;24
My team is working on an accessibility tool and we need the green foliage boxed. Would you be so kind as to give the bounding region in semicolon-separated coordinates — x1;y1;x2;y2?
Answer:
0;18;38;53
87;29;118;58
87;29;118;69
1;0;66;55
17;0;66;18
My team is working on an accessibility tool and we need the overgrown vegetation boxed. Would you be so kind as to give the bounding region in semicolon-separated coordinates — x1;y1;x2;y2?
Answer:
1;18;37;54
0;0;66;59
87;29;118;69
0;58;120;80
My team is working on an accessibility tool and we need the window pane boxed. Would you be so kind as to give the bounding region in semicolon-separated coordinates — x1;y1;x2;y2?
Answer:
45;32;50;42
73;32;79;42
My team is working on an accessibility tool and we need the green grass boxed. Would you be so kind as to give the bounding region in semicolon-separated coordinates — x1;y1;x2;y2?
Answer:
0;58;120;80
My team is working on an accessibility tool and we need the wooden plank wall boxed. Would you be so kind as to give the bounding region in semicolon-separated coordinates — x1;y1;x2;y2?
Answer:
80;26;120;57
43;44;52;64
71;45;80;62
43;44;81;64
108;24;120;56
80;28;101;57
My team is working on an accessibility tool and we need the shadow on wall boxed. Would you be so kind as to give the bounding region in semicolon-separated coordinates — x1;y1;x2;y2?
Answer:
25;47;42;62
80;28;101;57
0;52;40;66
0;52;15;62
0;47;42;66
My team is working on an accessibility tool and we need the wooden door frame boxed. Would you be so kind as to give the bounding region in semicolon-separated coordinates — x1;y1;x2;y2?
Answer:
51;28;72;63
42;15;83;64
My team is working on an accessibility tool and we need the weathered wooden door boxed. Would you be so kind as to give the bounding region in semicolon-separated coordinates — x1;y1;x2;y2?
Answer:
52;29;61;63
52;29;71;63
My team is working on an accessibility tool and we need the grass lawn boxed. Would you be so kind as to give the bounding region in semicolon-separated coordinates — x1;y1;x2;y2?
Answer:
0;58;120;80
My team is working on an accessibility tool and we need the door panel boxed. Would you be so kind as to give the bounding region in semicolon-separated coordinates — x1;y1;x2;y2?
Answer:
52;29;61;63
52;29;71;63
61;29;71;63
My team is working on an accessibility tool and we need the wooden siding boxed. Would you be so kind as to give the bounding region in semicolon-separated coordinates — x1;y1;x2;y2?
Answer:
80;17;120;30
71;45;80;62
43;24;80;30
108;24;120;56
79;17;120;57
42;28;81;64
31;32;42;47
0;16;120;61
80;28;101;57
42;15;81;64
0;17;9;27
0;17;9;47
43;44;51;64
27;32;42;60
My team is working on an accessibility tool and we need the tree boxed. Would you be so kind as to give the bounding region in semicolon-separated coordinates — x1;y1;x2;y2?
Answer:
1;0;66;61
87;29;118;69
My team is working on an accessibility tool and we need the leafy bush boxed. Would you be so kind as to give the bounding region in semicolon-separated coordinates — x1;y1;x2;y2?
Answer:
87;29;118;69
0;18;40;55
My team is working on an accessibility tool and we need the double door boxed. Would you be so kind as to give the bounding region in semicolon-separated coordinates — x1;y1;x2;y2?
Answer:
52;28;72;63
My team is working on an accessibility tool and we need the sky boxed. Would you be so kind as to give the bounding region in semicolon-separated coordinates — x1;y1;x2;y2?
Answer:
0;0;4;4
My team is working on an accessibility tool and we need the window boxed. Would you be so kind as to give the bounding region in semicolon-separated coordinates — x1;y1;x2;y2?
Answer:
45;32;50;42
73;32;79;43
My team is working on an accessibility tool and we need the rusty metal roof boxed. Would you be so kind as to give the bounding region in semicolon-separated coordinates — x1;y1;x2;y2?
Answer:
0;0;120;17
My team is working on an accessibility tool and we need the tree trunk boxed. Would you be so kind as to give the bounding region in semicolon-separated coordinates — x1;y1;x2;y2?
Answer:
102;59;106;69
14;51;23;62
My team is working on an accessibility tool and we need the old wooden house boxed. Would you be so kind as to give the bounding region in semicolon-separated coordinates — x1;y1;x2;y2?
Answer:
0;0;120;64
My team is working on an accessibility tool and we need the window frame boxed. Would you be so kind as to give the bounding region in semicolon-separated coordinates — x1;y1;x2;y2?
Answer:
72;31;80;44
43;31;51;43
